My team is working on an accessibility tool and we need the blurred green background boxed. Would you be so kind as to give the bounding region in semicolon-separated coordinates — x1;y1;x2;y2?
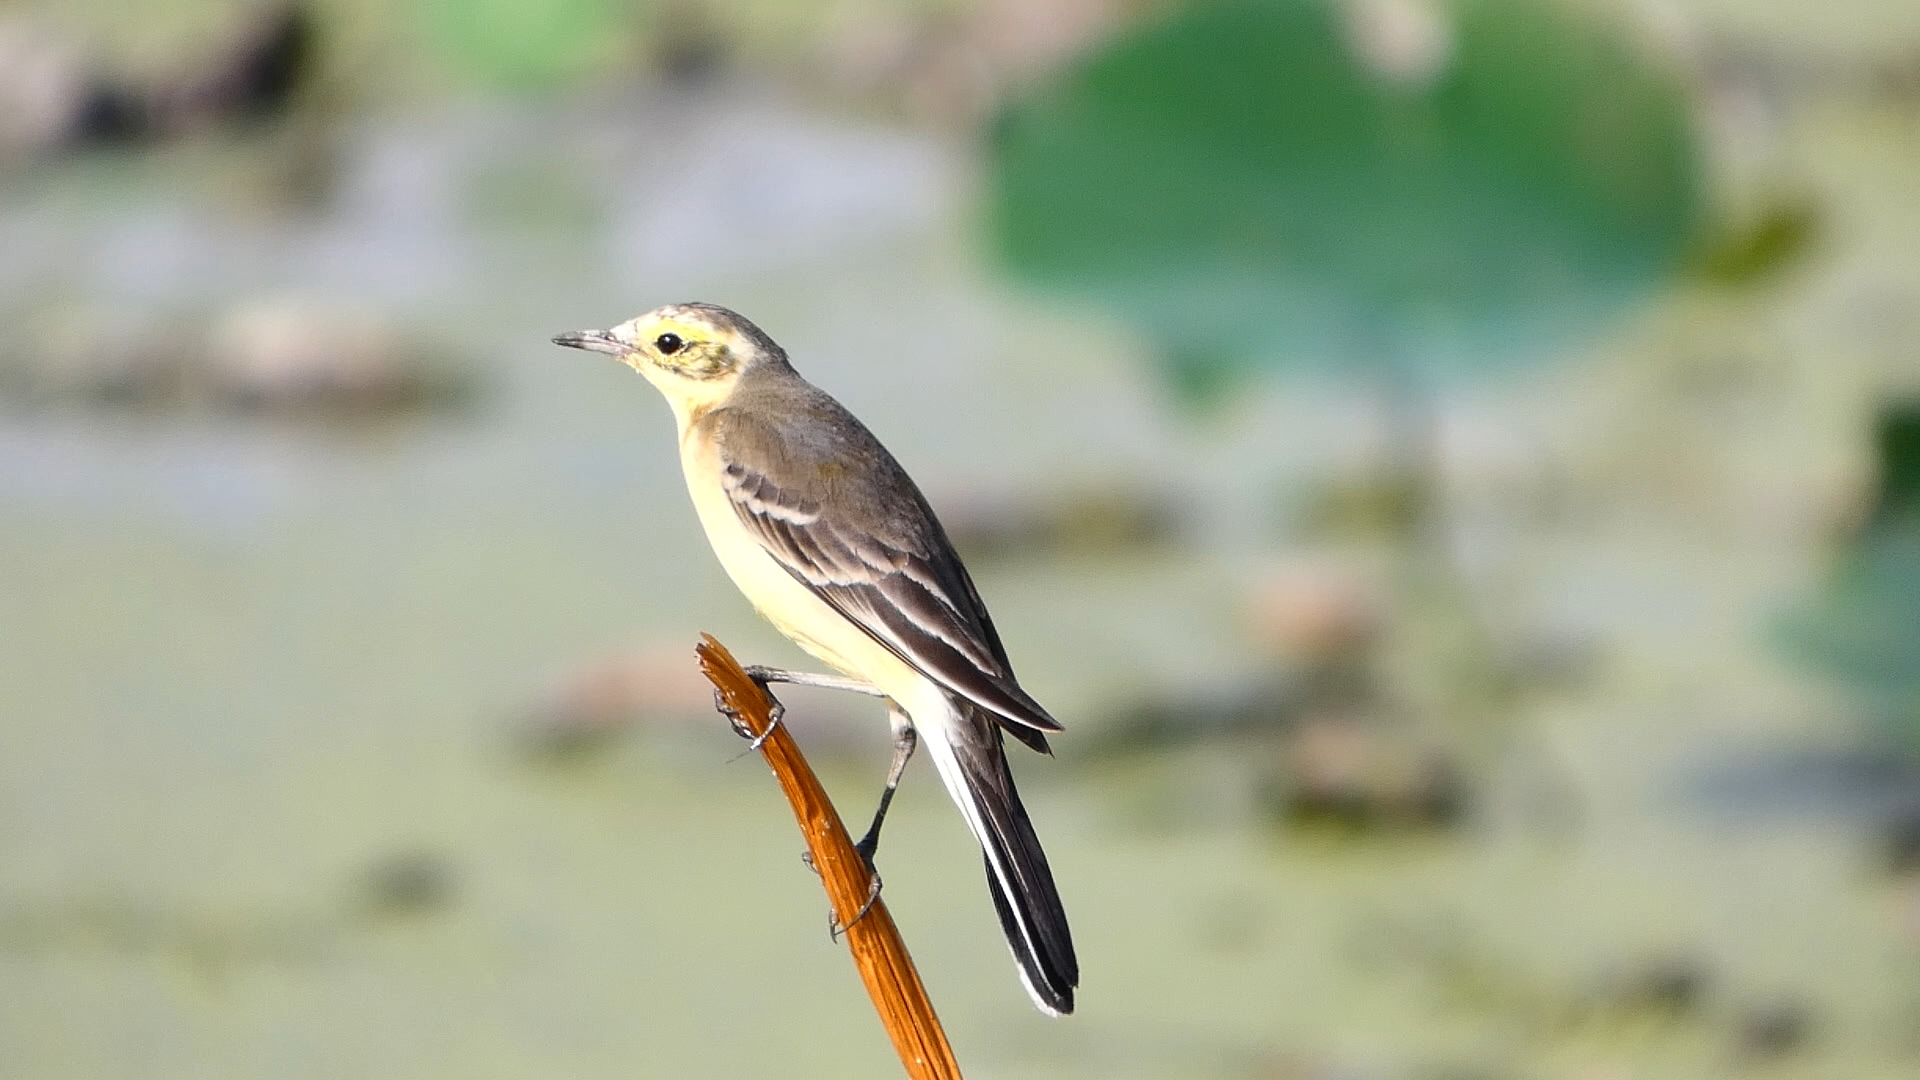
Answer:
2;0;1918;1077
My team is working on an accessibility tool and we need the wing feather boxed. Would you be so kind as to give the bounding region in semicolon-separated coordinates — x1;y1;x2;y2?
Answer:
708;405;1061;740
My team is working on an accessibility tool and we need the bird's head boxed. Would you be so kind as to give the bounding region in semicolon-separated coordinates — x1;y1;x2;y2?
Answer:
553;302;785;419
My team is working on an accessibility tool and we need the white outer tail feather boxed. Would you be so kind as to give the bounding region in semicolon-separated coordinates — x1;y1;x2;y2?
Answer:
913;696;1068;1017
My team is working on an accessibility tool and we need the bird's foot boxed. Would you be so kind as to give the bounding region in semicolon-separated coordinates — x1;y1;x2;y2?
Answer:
799;848;884;940
716;684;786;753
831;868;884;941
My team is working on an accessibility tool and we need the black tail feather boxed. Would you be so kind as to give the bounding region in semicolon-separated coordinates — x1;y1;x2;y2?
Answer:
946;716;1078;1015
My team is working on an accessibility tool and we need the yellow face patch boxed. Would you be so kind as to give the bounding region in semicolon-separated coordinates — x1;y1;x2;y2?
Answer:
617;311;739;380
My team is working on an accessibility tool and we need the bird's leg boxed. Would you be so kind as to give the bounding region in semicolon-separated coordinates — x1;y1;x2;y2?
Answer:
853;708;918;864
827;709;916;937
730;666;881;751
732;666;899;937
742;665;887;698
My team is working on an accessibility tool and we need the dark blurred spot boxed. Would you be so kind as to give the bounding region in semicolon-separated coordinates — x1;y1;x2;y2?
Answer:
198;4;314;124
71;85;149;142
1076;673;1302;761
155;3;314;137
50;3;315;152
354;850;458;921
1580;951;1715;1023
1735;998;1816;1061
1630;957;1711;1015
1262;714;1470;833
653;2;729;86
1864;399;1920;532
1880;801;1920;876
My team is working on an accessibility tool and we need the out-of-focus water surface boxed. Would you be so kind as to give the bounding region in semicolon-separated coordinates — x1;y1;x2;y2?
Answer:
3;2;1920;1078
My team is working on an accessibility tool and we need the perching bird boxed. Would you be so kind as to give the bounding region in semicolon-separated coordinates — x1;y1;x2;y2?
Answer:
553;303;1078;1015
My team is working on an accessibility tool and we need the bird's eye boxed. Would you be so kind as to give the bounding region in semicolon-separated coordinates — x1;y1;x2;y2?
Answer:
654;333;684;355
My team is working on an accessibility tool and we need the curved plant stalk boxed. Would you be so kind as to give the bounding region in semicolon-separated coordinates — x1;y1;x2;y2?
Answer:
695;634;963;1080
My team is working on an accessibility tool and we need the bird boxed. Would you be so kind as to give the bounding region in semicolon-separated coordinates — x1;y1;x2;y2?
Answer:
553;302;1079;1015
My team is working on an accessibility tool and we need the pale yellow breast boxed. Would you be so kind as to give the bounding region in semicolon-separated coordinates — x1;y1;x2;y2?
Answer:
677;429;925;702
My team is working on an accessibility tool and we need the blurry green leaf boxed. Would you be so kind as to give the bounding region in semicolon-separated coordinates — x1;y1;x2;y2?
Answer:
1778;401;1920;747
1685;196;1821;288
987;0;1703;386
1158;344;1243;410
1777;531;1920;741
1868;400;1920;524
420;0;629;89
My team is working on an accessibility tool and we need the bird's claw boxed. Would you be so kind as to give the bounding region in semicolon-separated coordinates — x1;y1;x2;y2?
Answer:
800;849;883;939
717;681;785;757
746;698;785;751
713;688;752;739
830;870;884;941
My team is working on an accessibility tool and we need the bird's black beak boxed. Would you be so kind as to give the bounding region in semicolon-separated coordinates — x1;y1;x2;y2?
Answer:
551;328;626;355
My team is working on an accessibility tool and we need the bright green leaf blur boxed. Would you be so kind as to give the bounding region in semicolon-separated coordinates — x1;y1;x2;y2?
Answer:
420;0;631;89
988;0;1704;389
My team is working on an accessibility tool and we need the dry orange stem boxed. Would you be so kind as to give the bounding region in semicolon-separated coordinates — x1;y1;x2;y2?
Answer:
696;634;963;1080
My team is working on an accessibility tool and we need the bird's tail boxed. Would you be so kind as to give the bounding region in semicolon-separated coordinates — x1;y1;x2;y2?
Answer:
919;699;1078;1016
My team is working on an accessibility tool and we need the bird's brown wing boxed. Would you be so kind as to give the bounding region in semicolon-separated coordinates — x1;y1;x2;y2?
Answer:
704;399;1060;745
